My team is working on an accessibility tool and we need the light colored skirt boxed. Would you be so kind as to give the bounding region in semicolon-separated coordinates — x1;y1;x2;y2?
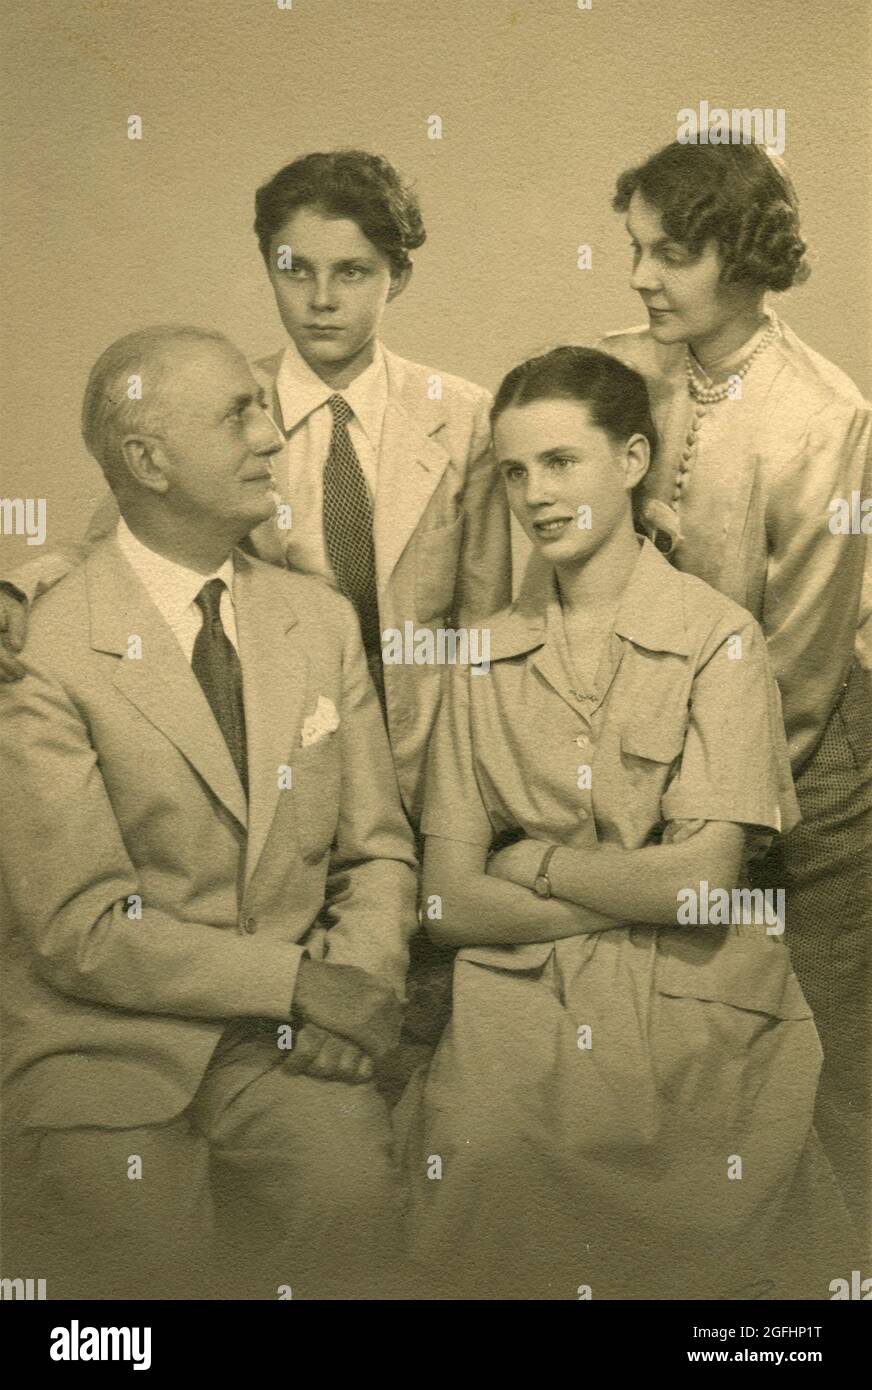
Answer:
395;922;857;1300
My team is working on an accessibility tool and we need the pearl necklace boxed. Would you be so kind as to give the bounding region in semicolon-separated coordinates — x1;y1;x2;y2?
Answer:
670;315;781;510
684;314;780;403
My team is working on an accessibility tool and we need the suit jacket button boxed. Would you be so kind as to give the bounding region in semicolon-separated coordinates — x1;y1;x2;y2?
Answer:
243;916;257;934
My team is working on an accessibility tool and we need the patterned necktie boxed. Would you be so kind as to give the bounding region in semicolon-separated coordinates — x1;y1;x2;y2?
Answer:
322;393;385;706
192;578;248;797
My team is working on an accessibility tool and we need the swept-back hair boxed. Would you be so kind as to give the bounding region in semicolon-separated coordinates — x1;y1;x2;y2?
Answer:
492;345;658;464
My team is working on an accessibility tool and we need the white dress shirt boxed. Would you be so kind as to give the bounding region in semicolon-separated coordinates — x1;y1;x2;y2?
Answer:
116;517;239;661
273;337;389;584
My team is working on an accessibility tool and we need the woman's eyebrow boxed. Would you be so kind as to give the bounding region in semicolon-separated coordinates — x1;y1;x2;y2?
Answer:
497;447;578;469
625;223;684;252
288;254;375;271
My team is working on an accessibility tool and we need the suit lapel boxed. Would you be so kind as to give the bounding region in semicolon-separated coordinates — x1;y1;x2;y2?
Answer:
233;556;308;889
87;540;248;830
252;346;454;589
373;351;451;592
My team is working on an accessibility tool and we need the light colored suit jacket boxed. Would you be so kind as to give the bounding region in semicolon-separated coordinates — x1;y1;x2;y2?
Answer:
7;348;511;825
249;346;511;820
0;538;417;1133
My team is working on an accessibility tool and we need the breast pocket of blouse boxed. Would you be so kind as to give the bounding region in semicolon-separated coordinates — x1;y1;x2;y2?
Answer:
290;737;342;864
613;721;686;835
414;512;465;623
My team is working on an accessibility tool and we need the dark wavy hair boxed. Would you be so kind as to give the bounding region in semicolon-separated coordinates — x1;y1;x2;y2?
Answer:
254;149;426;275
492;346;658;465
612;141;809;292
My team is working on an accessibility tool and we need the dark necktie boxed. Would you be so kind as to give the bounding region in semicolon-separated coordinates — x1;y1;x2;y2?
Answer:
192;577;248;797
322;393;385;708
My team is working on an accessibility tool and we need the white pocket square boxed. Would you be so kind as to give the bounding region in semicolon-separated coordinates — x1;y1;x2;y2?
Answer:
300;695;340;748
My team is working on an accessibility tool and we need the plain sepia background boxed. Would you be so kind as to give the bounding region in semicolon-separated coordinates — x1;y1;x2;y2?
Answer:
1;0;870;570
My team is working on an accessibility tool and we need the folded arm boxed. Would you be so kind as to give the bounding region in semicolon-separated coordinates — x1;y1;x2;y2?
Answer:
422;834;615;948
487;821;745;924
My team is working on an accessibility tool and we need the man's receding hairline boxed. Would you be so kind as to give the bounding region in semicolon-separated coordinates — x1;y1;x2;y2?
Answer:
82;326;237;470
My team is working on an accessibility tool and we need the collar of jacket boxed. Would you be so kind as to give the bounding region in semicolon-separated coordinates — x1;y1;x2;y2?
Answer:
86;541;298;656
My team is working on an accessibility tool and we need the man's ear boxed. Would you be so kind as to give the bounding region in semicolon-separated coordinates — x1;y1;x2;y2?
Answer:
623;433;651;491
386;264;412;304
119;435;170;494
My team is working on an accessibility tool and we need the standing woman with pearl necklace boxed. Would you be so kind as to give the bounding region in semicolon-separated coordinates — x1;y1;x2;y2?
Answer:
599;138;872;1244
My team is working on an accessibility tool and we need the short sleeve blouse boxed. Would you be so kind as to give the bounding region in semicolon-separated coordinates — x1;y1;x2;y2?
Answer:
421;540;799;857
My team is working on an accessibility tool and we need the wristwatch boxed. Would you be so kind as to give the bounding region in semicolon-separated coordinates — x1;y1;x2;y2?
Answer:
533;845;559;899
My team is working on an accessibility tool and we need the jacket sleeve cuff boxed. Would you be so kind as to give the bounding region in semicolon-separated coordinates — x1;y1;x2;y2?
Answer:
234;940;307;1020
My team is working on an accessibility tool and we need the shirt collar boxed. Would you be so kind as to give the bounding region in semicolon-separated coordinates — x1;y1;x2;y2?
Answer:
116;517;235;630
274;336;388;443
487;537;692;662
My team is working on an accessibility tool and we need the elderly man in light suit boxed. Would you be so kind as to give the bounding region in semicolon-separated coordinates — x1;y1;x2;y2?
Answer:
0;151;511;1052
0;326;417;1301
0;150;510;828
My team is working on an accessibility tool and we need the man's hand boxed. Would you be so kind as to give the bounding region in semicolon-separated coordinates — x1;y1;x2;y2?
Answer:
0;587;27;681
293;958;403;1061
285;1022;374;1084
486;837;544;890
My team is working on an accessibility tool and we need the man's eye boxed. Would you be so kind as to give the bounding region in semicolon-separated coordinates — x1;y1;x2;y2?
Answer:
504;467;525;483
341;266;366;279
550;457;574;469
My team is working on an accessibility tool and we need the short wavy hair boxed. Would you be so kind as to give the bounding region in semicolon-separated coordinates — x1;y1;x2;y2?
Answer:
254;149;426;275
612;141;810;292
